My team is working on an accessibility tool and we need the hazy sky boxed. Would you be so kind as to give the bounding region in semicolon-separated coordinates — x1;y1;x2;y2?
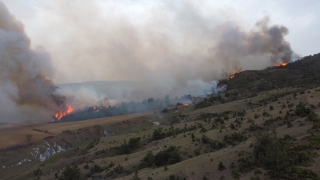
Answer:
2;0;320;84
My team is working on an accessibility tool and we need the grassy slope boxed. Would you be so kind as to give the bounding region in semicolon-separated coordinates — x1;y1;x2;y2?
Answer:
3;54;320;180
15;86;318;180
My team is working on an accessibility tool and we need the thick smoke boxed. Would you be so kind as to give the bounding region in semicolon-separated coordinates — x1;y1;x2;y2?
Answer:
39;1;294;102
55;86;119;110
32;1;294;85
0;2;67;122
0;1;296;122
214;16;293;71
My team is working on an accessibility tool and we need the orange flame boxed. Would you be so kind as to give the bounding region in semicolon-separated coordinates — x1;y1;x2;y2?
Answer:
54;104;74;120
274;62;288;67
228;70;242;80
182;101;191;107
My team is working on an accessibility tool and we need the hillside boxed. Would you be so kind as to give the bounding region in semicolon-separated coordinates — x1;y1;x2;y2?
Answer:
1;54;320;180
225;53;320;94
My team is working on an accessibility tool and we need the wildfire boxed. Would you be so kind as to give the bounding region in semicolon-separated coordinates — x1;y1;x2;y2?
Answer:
274;62;288;67
181;101;191;107
54;104;74;120
228;70;242;80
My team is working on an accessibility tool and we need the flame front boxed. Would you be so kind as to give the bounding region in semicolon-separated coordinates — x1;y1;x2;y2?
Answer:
274;62;288;67
228;70;242;80
54;104;74;120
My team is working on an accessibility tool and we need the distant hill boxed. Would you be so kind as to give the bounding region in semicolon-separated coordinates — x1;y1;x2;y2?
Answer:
224;53;320;95
57;81;156;101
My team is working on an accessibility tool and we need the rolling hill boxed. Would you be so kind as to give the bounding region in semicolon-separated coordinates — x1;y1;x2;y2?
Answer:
1;53;320;180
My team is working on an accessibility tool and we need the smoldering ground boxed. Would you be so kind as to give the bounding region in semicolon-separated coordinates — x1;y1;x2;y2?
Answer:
0;1;296;123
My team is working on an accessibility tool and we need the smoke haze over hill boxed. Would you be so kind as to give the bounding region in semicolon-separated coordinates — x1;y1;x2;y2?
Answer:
0;0;297;122
17;1;296;84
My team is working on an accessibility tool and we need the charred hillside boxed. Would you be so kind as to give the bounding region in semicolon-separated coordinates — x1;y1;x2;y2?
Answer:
225;53;320;93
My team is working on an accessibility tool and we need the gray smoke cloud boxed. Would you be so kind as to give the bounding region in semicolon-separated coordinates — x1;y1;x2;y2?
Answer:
0;1;65;123
215;16;293;69
0;1;296;122
42;1;295;101
27;1;294;84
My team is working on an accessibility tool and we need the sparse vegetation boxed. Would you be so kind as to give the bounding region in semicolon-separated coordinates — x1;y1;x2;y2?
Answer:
140;146;182;168
4;54;320;180
116;137;141;155
60;164;81;180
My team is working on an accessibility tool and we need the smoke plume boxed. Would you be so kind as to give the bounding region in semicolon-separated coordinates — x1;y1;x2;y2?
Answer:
41;1;294;102
0;1;296;122
0;1;68;122
55;86;119;110
31;1;294;85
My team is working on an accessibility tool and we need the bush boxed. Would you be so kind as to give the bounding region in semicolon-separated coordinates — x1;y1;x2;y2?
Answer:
253;134;289;172
141;146;182;168
109;161;114;167
250;176;261;180
117;137;141;155
218;161;226;170
194;149;200;156
60;164;80;180
152;129;166;140
269;105;273;110
154;146;182;166
232;170;240;178
87;164;103;177
130;171;141;180
224;132;247;145
237;156;255;172
141;151;155;168
114;164;124;173
164;166;168;171
200;127;207;133
201;134;226;150
33;168;43;176
202;135;210;144
230;123;236;130
295;102;313;117
283;167;319;179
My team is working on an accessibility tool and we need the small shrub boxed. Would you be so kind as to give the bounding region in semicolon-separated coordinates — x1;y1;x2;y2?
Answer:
218;161;226;170
61;164;80;180
164;166;168;171
131;171;141;180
